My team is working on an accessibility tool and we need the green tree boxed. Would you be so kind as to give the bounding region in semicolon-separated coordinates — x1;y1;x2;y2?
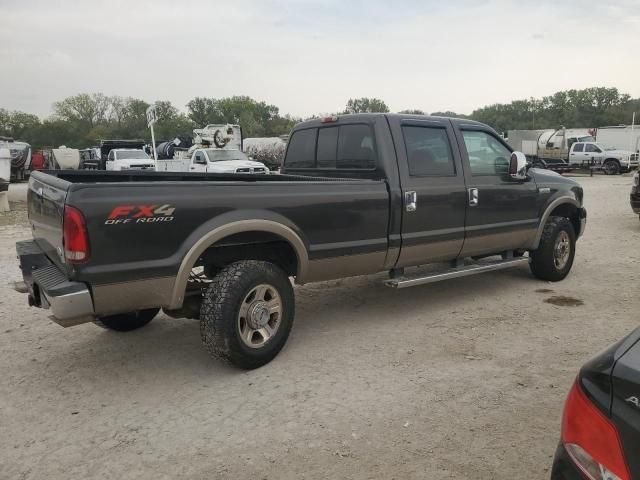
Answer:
344;97;389;114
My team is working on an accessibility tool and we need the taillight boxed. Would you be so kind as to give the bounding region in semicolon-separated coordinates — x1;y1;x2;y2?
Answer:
63;205;90;263
562;380;630;480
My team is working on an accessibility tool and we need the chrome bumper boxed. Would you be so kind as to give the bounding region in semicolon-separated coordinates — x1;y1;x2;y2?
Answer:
16;240;95;327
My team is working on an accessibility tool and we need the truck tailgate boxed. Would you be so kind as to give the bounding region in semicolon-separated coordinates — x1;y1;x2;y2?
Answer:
28;172;69;272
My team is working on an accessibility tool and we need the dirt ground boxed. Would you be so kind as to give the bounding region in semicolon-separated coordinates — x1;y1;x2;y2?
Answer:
1;174;639;479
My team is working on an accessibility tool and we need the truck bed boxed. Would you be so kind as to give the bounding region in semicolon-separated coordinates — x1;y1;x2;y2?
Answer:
40;169;373;184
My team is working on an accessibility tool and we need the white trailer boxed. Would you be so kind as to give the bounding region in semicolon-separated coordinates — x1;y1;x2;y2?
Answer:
595;126;640;153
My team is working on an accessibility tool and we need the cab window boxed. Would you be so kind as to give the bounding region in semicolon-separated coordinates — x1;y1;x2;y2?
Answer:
573;143;584;153
337;125;376;169
585;144;602;153
402;126;455;176
285;128;316;168
461;130;511;176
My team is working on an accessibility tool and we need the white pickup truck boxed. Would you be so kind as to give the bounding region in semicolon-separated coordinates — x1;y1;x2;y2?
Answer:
105;149;156;171
188;148;269;174
568;141;638;175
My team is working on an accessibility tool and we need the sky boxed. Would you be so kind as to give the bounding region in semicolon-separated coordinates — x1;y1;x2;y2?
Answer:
1;0;639;118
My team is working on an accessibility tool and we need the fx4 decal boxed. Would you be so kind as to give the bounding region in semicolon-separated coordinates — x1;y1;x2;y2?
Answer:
105;204;176;224
626;396;640;409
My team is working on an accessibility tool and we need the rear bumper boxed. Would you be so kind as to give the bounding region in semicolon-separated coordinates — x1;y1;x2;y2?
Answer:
631;192;640;214
16;240;95;327
550;443;584;480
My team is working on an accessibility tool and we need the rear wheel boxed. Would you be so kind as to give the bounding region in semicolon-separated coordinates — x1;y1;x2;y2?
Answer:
94;308;159;332
200;260;294;369
603;159;620;175
529;216;576;281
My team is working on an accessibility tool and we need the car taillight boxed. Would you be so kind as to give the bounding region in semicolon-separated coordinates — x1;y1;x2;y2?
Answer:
63;205;90;263
562;380;630;480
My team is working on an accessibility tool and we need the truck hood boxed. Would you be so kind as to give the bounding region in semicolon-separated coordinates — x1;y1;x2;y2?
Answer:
604;149;633;158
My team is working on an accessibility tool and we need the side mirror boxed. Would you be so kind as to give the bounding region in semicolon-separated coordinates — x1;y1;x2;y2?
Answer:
509;151;528;180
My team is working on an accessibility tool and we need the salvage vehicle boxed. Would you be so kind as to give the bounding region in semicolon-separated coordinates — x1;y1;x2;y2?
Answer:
188;148;268;174
155;124;268;173
567;141;638;175
550;327;640;480
15;114;587;369
0;136;32;181
105;148;156;171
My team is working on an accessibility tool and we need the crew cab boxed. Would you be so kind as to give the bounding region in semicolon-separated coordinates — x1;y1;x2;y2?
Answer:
15;114;587;369
568;141;638;175
189;148;269;174
105;148;156;171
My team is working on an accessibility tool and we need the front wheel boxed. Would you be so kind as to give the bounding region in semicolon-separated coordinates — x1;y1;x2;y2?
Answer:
529;216;576;281
603;159;620;175
94;308;159;332
200;260;294;369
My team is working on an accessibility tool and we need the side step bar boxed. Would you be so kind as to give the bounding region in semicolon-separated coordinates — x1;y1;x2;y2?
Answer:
385;257;529;289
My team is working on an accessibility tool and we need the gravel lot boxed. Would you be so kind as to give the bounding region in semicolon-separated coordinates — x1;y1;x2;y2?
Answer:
1;174;639;479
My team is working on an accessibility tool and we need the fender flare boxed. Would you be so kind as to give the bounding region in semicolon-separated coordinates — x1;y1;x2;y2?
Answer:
169;219;308;309
531;196;580;249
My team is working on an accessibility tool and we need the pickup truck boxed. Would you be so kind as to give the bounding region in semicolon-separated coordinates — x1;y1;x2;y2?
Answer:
567;141;638;175
188;148;269;174
15;114;587;369
105;148;156;171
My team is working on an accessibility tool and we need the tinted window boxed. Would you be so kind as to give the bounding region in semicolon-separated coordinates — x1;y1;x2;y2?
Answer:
402;126;455;176
462;130;511;176
337;125;376;169
285;128;316;168
573;143;584;152
585;144;601;153
317;127;338;168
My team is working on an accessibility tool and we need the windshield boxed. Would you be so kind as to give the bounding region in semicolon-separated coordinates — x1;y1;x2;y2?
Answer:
578;136;594;143
204;149;248;162
115;150;149;160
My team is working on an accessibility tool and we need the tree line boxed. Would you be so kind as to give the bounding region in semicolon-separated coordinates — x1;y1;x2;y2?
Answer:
1;87;638;149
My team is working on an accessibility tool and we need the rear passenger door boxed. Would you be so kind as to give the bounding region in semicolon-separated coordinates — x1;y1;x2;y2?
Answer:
393;119;467;267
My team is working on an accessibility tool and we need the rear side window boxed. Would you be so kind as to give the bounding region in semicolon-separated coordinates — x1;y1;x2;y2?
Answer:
317;127;338;168
402;126;455;176
285;128;316;168
337;125;376;169
573;143;584;152
285;123;376;170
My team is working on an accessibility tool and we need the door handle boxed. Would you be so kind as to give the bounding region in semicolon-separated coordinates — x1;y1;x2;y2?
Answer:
468;188;479;206
405;191;417;212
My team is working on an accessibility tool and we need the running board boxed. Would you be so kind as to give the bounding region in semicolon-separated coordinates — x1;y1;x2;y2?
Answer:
385;257;529;289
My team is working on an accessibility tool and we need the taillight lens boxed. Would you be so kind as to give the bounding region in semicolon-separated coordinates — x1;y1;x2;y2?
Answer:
562;380;630;480
63;205;90;263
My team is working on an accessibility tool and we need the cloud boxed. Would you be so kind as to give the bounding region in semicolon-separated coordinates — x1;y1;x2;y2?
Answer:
1;0;639;117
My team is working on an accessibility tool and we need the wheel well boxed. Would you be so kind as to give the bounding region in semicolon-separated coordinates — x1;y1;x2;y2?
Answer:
604;158;620;164
198;231;299;277
550;203;580;235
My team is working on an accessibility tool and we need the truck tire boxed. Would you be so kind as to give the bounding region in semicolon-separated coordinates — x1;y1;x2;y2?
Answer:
94;308;159;332
529;216;576;282
603;159;620;175
200;260;294;369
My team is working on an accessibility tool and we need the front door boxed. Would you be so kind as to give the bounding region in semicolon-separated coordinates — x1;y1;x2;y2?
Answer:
395;118;467;267
455;127;539;257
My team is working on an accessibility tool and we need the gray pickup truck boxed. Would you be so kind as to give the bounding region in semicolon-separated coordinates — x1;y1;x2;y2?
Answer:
16;114;587;368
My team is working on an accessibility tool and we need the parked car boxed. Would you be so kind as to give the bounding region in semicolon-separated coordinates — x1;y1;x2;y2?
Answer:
15;114;587;369
550;327;640;480
630;172;640;220
105;148;156;171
